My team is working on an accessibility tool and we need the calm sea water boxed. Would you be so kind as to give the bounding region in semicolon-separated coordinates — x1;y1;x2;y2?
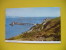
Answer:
6;17;54;39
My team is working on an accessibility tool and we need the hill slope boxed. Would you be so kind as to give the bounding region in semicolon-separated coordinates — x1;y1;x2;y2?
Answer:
7;17;61;41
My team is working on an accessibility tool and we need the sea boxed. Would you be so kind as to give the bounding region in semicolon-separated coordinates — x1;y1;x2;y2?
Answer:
6;17;55;39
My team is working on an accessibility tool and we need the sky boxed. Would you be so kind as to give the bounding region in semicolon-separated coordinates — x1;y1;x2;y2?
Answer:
6;7;60;18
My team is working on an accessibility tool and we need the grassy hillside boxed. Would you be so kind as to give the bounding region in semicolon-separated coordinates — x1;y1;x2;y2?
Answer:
7;17;61;41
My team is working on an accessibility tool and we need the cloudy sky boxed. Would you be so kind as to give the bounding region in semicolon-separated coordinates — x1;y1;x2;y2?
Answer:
6;7;60;18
